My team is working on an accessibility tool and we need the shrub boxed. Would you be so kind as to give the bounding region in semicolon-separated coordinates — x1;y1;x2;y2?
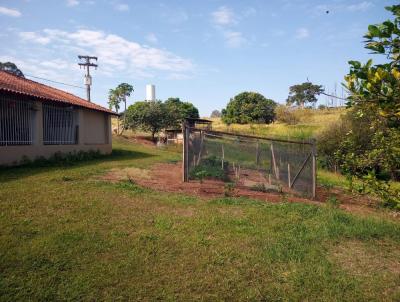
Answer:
189;156;229;181
224;183;236;197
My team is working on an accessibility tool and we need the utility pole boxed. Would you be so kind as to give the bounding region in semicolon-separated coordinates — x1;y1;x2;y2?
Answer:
78;55;98;102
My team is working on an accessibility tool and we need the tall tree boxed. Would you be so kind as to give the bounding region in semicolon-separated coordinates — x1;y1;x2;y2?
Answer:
116;83;134;134
222;92;276;124
108;88;121;134
125;101;169;140
286;82;324;108
164;97;199;128
0;62;24;78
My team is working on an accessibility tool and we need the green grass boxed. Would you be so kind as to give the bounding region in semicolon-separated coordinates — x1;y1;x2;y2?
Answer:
1;136;399;301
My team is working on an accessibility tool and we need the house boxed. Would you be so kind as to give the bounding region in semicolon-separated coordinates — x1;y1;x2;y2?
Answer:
0;71;118;166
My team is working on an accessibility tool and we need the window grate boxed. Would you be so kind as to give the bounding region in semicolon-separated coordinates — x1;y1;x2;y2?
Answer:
43;103;78;145
0;96;34;146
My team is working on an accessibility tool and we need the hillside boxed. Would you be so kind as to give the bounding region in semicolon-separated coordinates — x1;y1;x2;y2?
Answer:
209;108;345;140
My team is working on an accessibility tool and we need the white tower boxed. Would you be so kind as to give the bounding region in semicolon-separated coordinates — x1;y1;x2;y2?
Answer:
146;84;156;101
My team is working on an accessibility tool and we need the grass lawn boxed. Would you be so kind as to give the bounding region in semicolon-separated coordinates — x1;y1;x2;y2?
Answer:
0;136;399;301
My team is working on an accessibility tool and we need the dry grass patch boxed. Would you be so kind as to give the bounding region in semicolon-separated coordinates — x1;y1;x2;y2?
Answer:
331;239;400;276
100;167;151;183
330;239;400;299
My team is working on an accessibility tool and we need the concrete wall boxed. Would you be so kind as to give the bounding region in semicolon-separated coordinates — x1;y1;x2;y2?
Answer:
0;100;113;166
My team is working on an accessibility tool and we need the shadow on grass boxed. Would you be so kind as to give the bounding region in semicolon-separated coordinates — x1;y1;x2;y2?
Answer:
0;148;154;183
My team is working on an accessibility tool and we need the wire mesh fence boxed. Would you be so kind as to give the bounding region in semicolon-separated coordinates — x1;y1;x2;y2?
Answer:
183;126;316;198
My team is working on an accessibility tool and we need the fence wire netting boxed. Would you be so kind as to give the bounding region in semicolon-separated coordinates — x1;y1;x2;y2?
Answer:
186;128;316;198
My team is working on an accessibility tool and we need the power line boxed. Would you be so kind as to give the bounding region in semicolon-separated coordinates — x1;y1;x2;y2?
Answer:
25;74;85;89
321;92;347;101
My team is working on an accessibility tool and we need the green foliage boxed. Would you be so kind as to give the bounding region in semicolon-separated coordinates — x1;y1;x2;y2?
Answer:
345;5;400;126
125;98;199;139
125;101;169;140
189;156;229;181
0;61;24;77
326;196;341;208
108;88;120;113
221;91;276;124
0;150;104;169
108;83;134;135
286;82;324;107
164;97;199;129
327;4;400;208
318;108;400;179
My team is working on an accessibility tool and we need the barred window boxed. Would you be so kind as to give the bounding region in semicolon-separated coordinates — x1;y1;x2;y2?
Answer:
43;103;78;145
0;96;34;146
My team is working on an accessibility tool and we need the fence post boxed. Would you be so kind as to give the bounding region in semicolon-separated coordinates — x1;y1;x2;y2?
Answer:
182;121;189;182
256;141;260;166
221;144;225;169
288;163;291;188
312;139;317;199
271;143;278;180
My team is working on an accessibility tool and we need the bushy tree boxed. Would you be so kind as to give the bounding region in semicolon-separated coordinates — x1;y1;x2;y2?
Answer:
345;4;400;127
0;62;24;77
286;82;324;107
125;101;169;140
319;4;400;208
341;4;400;179
221;92;276;124
210;110;221;118
164;98;199;128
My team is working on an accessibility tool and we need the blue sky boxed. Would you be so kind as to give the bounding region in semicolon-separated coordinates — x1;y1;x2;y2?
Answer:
0;0;395;116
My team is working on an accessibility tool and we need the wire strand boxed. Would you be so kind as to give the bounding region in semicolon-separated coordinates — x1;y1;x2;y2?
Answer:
25;74;85;89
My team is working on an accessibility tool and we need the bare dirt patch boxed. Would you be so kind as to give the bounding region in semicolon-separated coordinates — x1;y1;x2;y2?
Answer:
101;162;397;217
126;162;318;205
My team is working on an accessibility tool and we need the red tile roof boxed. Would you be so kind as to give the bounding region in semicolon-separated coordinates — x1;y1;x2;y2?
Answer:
0;71;117;115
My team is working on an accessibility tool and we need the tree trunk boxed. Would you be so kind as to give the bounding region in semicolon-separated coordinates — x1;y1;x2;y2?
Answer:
116;108;120;136
120;98;127;135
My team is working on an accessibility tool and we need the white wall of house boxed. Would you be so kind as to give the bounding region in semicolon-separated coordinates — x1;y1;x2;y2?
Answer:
0;99;112;166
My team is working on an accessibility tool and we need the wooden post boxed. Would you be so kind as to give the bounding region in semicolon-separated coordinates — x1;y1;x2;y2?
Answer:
196;130;204;166
271;143;278;180
288;163;291;188
221;144;225;169
182;122;189;182
256;141;260;166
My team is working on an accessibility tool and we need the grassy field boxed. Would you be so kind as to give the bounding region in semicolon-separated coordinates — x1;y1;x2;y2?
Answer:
210;108;344;140
0;136;399;301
